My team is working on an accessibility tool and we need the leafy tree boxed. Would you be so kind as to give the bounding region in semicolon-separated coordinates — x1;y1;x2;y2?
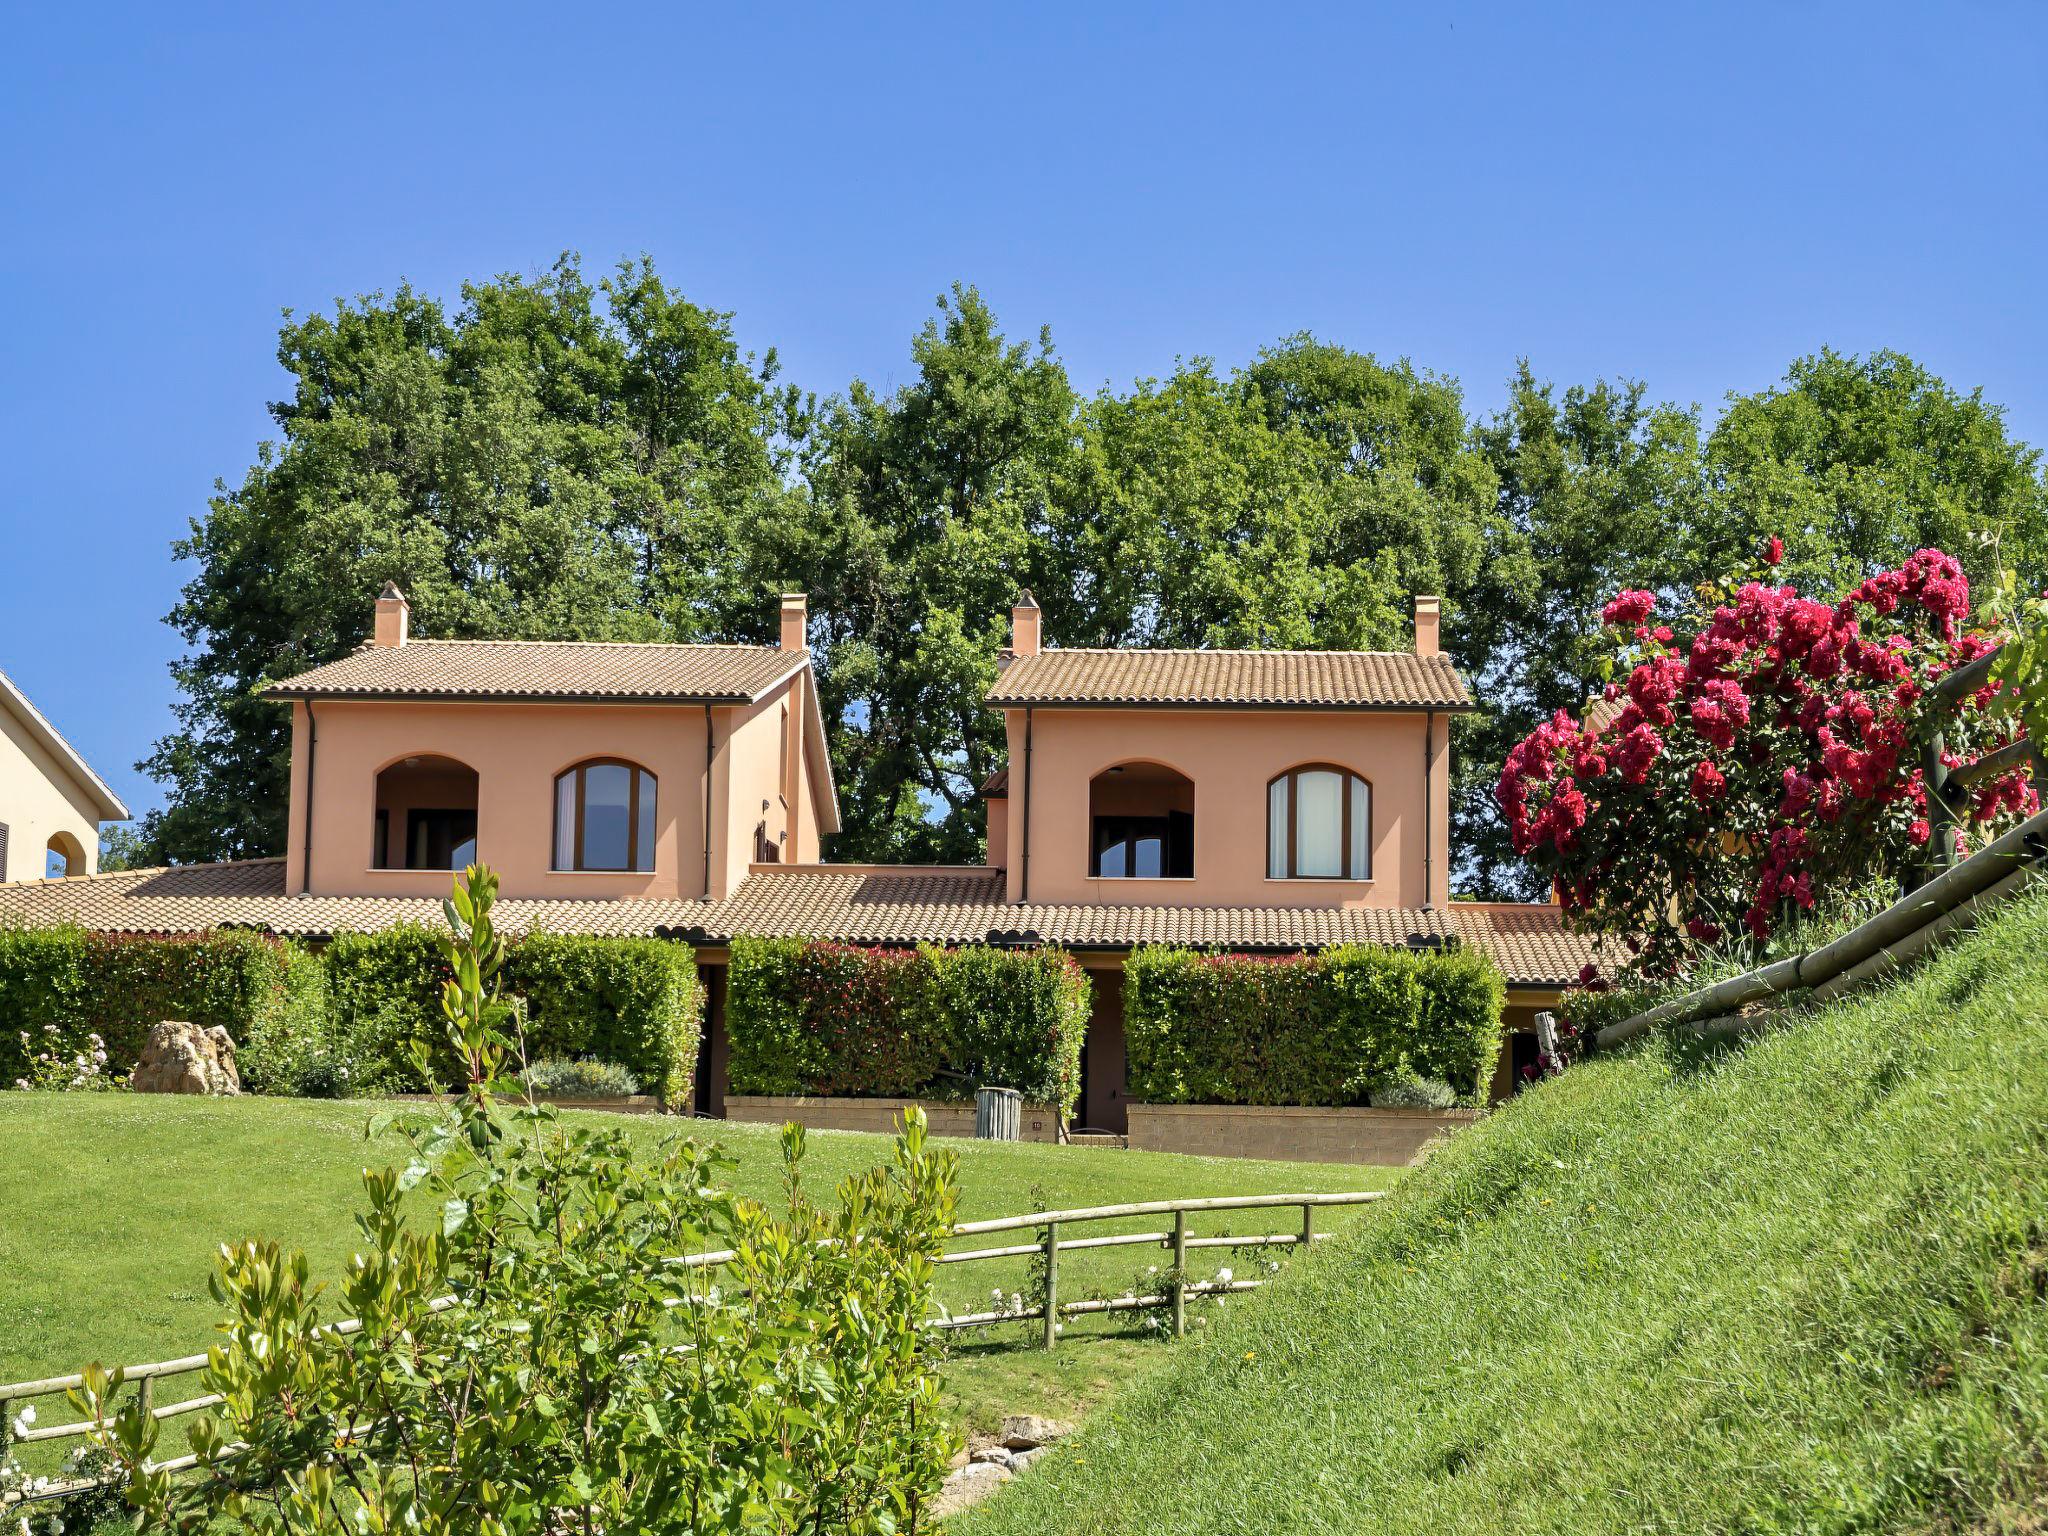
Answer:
131;256;795;865
1464;365;1704;896
793;285;1084;861
1702;348;2048;597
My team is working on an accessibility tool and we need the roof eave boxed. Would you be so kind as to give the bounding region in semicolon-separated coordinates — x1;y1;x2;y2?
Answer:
984;696;1475;713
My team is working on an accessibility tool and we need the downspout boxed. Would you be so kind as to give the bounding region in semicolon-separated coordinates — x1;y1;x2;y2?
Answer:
1422;708;1434;910
1021;706;1034;903
302;701;317;896
703;704;715;900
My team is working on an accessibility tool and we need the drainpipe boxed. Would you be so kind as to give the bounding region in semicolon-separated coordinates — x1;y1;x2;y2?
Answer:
1021;707;1034;903
1422;708;1434;910
302;701;317;896
703;704;714;900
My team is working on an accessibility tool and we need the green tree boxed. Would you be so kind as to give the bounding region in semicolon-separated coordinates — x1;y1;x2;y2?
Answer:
133;255;795;865
1465;365;1704;896
793;285;1085;861
1702;348;2048;597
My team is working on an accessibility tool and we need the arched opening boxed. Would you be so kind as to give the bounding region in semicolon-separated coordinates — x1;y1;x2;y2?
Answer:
45;829;87;880
373;755;479;870
553;758;657;873
1267;764;1371;880
1088;762;1194;879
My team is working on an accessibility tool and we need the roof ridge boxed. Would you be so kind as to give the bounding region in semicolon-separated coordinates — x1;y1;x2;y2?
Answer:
375;638;782;652
1013;647;1453;660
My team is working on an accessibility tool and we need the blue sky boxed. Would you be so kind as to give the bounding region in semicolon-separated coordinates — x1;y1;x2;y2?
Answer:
3;1;2044;828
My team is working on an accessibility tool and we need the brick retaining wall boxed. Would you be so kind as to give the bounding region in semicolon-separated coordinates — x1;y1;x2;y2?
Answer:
723;1094;1064;1142
1127;1102;1482;1166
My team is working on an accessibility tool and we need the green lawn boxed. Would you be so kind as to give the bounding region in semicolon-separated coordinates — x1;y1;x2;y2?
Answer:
957;889;2048;1535
0;1094;1393;1443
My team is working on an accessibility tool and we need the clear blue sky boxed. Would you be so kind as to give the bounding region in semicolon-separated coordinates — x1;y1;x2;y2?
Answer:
3;1;2043;828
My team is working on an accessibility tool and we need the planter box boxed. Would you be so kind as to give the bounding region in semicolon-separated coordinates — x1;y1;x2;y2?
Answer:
1127;1102;1482;1166
723;1094;1063;1143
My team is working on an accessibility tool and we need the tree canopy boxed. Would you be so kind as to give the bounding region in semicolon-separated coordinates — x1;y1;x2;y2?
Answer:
130;257;2048;898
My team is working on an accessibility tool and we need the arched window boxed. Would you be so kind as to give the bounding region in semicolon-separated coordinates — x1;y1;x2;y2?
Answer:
1267;765;1371;880
45;830;87;880
554;759;657;873
1088;762;1194;879
373;755;479;870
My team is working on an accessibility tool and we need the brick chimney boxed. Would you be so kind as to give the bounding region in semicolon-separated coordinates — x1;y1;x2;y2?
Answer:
1413;595;1440;658
373;582;410;648
779;592;808;653
1011;591;1041;658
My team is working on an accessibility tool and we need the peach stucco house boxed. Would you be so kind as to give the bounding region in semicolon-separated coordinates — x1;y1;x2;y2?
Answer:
0;667;130;883
0;586;1596;1125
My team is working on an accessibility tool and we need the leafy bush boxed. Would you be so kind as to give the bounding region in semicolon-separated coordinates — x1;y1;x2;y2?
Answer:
86;865;960;1536
521;1056;642;1099
726;939;1090;1113
322;927;703;1107
1124;943;1504;1106
1499;543;2036;974
1367;1072;1458;1110
0;926;307;1084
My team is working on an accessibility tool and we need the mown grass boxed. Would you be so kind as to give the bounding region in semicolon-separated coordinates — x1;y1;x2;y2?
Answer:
961;889;2048;1535
0;1095;1390;1443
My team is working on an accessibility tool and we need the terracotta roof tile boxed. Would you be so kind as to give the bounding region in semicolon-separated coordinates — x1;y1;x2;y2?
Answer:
987;648;1471;710
265;641;805;703
0;860;1604;987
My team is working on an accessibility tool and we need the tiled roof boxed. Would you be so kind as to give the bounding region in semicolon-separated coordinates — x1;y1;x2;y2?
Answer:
980;768;1009;796
265;641;806;703
987;648;1471;710
0;860;1604;987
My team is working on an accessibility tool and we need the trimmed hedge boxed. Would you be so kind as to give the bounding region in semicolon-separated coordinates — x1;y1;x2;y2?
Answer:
323;927;704;1107
0;926;312;1084
1123;942;1505;1107
0;924;703;1108
725;939;1090;1114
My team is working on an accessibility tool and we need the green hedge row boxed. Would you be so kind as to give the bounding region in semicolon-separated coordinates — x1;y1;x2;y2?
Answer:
726;939;1090;1114
1123;943;1505;1106
0;925;703;1109
319;927;704;1107
0;927;319;1085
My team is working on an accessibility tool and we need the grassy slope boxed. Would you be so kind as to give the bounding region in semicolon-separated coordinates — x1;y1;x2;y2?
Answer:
963;891;2048;1536
0;1097;1389;1434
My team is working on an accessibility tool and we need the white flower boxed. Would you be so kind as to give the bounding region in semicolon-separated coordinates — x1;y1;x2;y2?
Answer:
991;1288;1002;1301
1216;1267;1232;1283
13;1404;35;1430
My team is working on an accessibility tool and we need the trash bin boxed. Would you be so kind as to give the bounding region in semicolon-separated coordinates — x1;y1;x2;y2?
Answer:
975;1086;1022;1141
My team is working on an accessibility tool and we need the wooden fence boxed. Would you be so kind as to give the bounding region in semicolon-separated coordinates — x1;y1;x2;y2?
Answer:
0;1188;1379;1509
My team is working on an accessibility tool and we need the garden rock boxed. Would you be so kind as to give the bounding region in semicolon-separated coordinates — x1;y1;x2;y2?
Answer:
998;1413;1069;1450
1009;1446;1049;1472
130;1020;241;1096
932;1461;1011;1520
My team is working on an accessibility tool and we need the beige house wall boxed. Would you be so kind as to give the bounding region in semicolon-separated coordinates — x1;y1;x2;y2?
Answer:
285;675;824;901
997;705;1452;908
0;706;106;881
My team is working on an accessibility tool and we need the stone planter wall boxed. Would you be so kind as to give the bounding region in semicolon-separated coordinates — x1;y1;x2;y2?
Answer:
723;1094;1064;1143
1126;1102;1482;1166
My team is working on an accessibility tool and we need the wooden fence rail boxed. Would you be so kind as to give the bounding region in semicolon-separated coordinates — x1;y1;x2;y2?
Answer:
0;1188;1379;1509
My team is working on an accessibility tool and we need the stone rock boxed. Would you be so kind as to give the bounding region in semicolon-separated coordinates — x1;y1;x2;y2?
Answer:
970;1446;1014;1467
998;1413;1070;1450
130;1020;241;1096
948;1445;973;1471
931;1461;1011;1520
1009;1446;1049;1472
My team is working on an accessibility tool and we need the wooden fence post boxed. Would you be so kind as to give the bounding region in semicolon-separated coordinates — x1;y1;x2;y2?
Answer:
1171;1210;1188;1338
1300;1203;1315;1249
1042;1221;1060;1351
137;1375;154;1423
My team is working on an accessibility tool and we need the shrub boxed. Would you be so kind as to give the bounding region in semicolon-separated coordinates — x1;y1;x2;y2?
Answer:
1123;943;1504;1107
1367;1072;1457;1110
87;865;959;1536
0;926;306;1084
322;927;703;1107
521;1056;642;1099
1498;543;2036;975
726;939;1090;1113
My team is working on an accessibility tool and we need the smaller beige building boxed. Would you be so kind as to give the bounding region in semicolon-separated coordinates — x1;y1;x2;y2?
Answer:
0;668;129;883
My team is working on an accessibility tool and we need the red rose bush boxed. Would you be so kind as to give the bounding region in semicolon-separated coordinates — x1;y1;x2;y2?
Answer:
1499;546;2036;975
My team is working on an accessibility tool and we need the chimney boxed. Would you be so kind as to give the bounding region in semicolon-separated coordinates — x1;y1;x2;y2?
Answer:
1011;591;1042;658
373;582;410;648
1413;595;1440;658
779;592;808;653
